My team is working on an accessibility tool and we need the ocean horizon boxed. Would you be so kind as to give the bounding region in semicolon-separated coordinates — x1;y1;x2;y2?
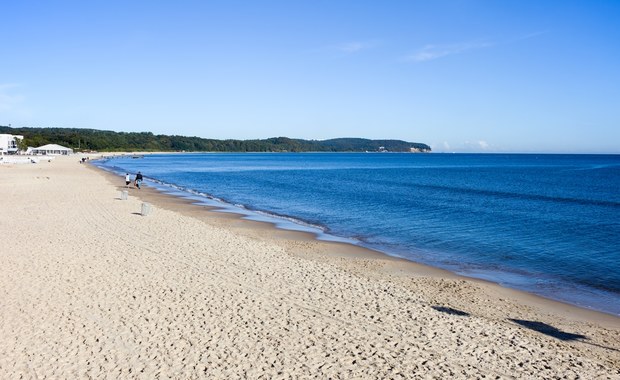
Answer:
96;152;620;316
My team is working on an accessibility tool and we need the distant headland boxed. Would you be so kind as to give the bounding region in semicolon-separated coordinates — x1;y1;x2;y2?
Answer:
0;126;431;153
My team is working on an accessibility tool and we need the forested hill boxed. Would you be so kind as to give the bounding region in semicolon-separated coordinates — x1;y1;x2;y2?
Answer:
0;126;431;153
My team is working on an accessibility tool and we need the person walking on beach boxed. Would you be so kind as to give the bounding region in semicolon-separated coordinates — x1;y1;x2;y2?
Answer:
125;173;131;187
135;171;143;189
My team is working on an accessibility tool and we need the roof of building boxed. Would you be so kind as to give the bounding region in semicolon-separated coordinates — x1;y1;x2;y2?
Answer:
33;144;73;151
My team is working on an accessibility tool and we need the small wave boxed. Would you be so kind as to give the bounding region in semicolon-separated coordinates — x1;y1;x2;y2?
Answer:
127;175;342;240
569;164;620;171
405;182;620;208
253;210;327;232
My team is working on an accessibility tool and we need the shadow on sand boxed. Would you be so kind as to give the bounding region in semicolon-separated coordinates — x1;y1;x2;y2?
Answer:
509;319;586;341
432;306;470;317
507;319;620;351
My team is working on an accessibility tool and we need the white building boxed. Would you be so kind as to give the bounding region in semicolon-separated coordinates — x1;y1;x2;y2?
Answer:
27;144;74;155
0;134;24;155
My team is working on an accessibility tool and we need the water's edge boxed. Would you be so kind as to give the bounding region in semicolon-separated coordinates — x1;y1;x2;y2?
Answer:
92;159;620;317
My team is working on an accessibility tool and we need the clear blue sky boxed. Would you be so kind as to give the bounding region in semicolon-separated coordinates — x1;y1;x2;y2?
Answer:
1;1;619;153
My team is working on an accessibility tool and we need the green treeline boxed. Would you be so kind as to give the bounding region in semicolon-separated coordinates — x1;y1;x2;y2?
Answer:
0;126;431;153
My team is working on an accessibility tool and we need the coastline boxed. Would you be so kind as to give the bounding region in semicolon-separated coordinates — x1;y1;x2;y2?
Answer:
92;159;620;326
96;152;620;319
1;155;619;378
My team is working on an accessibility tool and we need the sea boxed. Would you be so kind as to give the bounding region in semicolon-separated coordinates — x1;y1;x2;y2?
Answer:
95;153;620;316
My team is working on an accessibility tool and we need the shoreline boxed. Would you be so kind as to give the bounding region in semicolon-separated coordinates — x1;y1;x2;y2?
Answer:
94;155;620;321
91;160;620;326
2;155;619;378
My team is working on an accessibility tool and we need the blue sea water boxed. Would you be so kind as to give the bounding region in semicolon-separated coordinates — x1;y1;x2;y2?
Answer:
96;153;620;315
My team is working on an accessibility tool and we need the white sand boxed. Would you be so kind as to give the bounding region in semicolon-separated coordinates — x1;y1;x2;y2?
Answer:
1;155;619;379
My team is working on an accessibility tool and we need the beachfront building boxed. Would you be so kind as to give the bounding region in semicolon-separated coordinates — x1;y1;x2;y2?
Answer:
27;144;74;155
0;134;23;155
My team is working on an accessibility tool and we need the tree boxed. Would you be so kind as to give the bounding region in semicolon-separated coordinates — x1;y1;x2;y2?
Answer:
16;137;28;153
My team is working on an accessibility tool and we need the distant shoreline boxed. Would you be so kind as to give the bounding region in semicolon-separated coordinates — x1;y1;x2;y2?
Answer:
0;126;432;153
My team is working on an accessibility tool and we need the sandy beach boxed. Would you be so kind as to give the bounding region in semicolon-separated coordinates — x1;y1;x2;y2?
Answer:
1;155;619;379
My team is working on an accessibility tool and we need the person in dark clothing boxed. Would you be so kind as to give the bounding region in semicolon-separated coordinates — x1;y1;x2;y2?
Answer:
135;172;143;189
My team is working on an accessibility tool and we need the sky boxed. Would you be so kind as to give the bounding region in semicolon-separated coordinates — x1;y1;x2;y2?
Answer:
1;1;619;153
